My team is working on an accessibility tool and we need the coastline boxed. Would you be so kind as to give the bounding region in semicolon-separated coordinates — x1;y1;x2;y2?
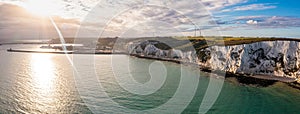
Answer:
6;48;300;89
130;54;299;88
7;49;127;55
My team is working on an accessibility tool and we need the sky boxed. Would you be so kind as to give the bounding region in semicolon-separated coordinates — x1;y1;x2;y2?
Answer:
0;0;299;40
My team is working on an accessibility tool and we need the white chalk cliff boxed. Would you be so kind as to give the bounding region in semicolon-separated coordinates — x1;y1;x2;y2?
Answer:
128;40;300;79
128;40;198;63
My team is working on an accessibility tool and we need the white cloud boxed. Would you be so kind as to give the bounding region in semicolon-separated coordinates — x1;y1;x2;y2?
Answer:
219;15;300;31
78;0;220;37
221;3;277;12
199;0;248;10
235;15;266;20
0;0;250;21
246;20;258;25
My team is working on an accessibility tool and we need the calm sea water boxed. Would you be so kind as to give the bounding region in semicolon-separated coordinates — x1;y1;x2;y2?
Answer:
0;44;300;114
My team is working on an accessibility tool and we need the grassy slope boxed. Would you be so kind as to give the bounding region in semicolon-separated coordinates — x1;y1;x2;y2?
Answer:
49;37;300;51
177;36;300;51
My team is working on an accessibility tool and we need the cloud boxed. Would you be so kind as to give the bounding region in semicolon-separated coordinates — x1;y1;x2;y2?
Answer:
236;16;300;27
1;0;296;38
218;15;300;30
221;3;277;12
86;0;218;37
103;6;198;36
259;16;300;28
246;20;258;25
0;0;250;19
1;0;229;38
0;3;80;39
0;0;99;20
235;15;266;20
199;0;248;10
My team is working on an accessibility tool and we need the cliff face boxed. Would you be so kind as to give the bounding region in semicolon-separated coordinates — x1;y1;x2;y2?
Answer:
128;40;300;79
205;41;300;78
127;40;198;63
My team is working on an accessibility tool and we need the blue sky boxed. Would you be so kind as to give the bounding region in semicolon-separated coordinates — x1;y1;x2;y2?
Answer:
0;0;299;39
221;0;300;16
209;0;300;37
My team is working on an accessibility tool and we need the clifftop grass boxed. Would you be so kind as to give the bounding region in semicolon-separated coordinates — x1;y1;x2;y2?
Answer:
49;36;300;51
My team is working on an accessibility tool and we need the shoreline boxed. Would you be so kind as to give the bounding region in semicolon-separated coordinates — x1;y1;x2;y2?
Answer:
127;54;300;89
6;49;127;55
7;48;300;89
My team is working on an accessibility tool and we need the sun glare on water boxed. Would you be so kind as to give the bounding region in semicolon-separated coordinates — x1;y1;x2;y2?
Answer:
23;0;59;17
31;54;56;91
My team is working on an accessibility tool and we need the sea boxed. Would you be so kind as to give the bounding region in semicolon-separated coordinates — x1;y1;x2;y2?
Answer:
0;44;299;114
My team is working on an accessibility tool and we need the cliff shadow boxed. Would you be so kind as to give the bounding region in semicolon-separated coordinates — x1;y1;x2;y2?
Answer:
226;73;277;87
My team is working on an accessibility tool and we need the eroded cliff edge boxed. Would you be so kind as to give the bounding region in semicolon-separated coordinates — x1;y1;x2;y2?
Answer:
127;40;300;82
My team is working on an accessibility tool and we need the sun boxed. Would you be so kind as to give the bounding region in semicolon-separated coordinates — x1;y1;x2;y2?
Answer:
23;0;59;17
